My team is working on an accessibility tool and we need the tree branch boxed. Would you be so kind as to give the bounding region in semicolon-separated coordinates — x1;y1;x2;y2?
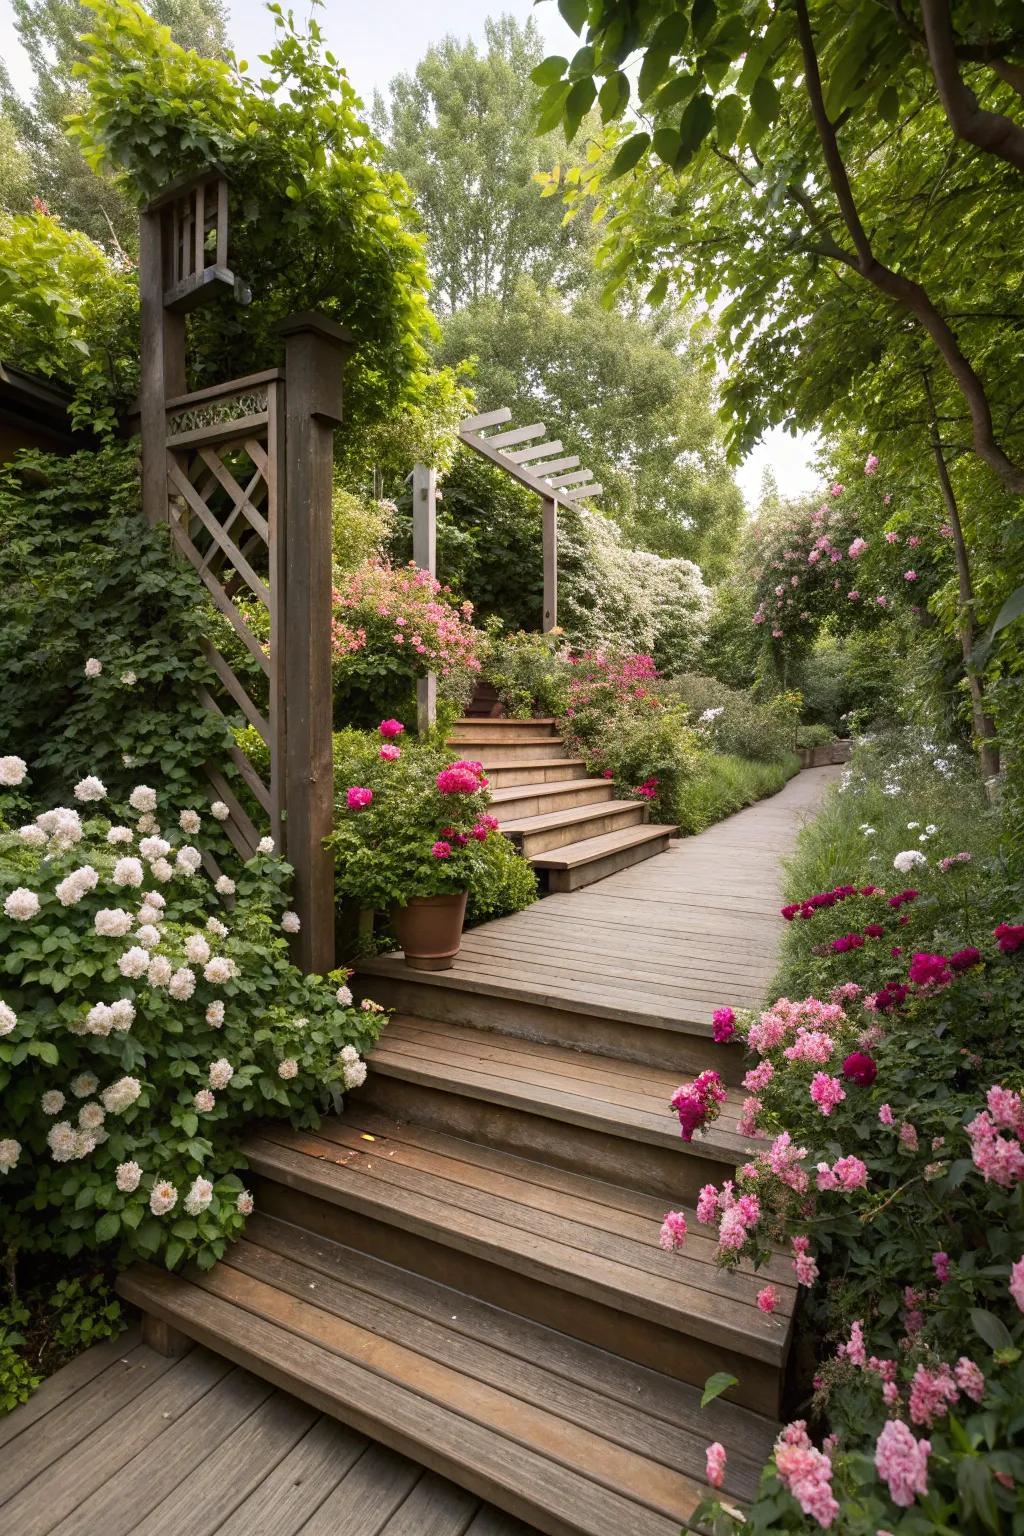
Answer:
920;0;1024;172
991;57;1024;101
793;0;1024;494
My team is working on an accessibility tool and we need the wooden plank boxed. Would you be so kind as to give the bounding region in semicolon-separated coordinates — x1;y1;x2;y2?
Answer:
506;439;563;464
167;457;271;607
139;206;185;526
165;411;270;450
212;1417;369;1536
166;369;282;411
0;1349;230;1535
459;407;512;432
298;1443;423;1536
0;1328;139;1453
542;495;557;632
375;1471;479;1536
227;741;273;815
127;1383;318;1536
48;1366;276;1536
482;423;546;449
0;1343;174;1501
562;483;603;499
204;763;262;854
199;642;271;743
413;462;438;733
545;469;593;488
117;1267;691;1536
166;514;271;675
197;447;270;543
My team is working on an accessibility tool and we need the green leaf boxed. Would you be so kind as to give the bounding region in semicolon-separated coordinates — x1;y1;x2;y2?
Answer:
971;1307;1014;1353
878;83;899;121
531;56;569;87
679;92;714;151
164;1238;186;1271
568;45;595;79
599;71;629;122
715;93;744;148
564;77;597;140
990;583;1024;641
558;0;589;36
646;271;669;307
691;0;717;43
652;127;682;165
94;1211;120;1243
701;1371;738;1407
607;132;651;180
638;48;672;102
655;72;698;111
750;74;780;125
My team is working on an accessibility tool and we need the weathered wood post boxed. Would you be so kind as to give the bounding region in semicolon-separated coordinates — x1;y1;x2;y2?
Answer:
279;313;352;974
412;461;438;732
542;494;558;633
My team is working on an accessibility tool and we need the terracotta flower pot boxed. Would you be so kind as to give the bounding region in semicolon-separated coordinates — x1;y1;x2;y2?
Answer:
391;891;468;971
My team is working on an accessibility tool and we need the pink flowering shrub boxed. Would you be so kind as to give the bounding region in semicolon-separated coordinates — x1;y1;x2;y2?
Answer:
0;767;381;1281
688;735;1024;1532
330;559;483;729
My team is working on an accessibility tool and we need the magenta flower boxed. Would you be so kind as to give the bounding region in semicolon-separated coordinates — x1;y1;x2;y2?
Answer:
885;530;899;544
955;1357;985;1402
712;1006;736;1042
994;922;1024;953
378;719;405;738
904;569;918;582
932;1251;950;1283
431;840;452;859
659;1210;687;1251
908;952;952;987
379;743;401;761
864;453;879;475
949;946;981;972
436;761;486;795
757;1285;777;1314
842;1051;877;1087
809;1072;845;1115
347;786;373;810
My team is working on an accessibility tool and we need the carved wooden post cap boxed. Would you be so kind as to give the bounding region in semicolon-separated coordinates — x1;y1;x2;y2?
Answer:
278;312;355;426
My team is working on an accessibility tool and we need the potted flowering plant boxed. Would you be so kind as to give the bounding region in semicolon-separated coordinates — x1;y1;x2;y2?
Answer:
329;722;499;969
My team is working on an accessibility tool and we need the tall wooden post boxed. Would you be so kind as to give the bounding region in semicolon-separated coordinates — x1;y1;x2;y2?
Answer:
542;494;558;632
138;208;186;525
412;462;438;733
279;313;352;973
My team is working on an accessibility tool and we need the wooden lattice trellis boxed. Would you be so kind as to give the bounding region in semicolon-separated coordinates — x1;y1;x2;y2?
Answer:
140;171;347;972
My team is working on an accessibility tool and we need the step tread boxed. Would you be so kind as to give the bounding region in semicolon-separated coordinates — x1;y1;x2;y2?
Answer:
456;718;558;727
490;779;609;804
117;1260;700;1536
243;1112;795;1364
500;800;642;834
533;824;678;869
365;1015;757;1161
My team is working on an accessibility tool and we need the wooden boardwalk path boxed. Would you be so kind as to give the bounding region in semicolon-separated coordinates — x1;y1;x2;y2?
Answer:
113;765;841;1536
0;1329;537;1536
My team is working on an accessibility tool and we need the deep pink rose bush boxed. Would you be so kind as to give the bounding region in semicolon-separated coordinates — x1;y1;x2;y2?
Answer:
0;768;382;1276
330;724;502;913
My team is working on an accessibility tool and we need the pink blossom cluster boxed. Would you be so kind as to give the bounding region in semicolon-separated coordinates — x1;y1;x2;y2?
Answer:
669;1069;726;1142
436;760;489;795
874;1419;930;1508
747;996;847;1056
814;1154;867;1192
809;1072;846;1116
773;1421;839;1528
995;922;1024;953
968;1085;1024;1187
711;1005;736;1042
937;850;971;872
332;560;482;677
792;1234;819;1287
908;1363;959;1427
694;1178;762;1257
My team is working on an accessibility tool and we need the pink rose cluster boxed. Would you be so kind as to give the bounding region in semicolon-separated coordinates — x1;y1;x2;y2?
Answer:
332;559;482;678
711;1005;736;1042
774;1420;839;1528
968;1085;1024;1188
695;1178;761;1258
669;1069;726;1143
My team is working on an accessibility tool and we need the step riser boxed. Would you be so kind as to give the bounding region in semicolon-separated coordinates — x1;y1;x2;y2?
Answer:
451;724;558;745
476;743;570;765
519;807;646;857
485;762;583;788
495;784;614;821
355;1073;739;1205
353;974;741;1080
546;833;673;892
249;1183;780;1418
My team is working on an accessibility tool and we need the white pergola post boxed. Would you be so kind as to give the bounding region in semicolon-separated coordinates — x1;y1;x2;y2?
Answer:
412;461;437;732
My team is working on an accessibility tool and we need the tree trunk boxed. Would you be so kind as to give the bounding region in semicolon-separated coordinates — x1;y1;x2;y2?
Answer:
922;373;1000;780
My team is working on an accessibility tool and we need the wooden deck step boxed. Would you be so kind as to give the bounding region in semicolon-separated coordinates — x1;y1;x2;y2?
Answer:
484;758;588;787
116;1215;776;1536
533;823;677;892
242;1114;793;1414
500;799;646;856
490;779;615;821
357;1016;752;1200
356;953;746;1079
451;719;559;746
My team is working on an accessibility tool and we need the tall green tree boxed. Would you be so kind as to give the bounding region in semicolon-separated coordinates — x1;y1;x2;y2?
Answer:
373;14;596;312
438;279;743;576
5;0;229;244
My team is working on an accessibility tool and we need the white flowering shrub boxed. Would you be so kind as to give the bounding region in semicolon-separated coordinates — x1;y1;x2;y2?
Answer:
0;766;382;1273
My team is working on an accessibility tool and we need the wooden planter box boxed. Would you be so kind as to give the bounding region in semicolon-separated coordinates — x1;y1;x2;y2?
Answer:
798;740;854;768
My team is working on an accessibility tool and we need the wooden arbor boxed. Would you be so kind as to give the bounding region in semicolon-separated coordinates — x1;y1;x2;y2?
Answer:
411;408;602;729
139;171;349;973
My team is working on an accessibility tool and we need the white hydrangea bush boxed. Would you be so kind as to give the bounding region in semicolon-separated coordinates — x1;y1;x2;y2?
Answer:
0;769;383;1273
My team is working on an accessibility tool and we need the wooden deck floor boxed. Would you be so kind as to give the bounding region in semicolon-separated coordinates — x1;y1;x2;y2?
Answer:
0;1330;539;1536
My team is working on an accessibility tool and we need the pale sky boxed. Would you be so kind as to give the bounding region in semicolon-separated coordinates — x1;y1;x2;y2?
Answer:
0;0;818;507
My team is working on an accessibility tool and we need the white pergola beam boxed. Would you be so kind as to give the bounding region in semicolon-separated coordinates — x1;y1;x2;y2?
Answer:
535;455;579;476
507;439;563;464
564;483;603;499
484;422;546;449
460;407;512;432
547;468;593;488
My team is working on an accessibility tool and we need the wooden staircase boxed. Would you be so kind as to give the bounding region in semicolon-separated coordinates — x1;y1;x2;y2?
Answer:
451;716;677;893
119;989;795;1535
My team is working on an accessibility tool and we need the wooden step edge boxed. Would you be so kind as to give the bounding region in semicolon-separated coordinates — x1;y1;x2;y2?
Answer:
364;1052;756;1180
455;718;558;728
500;801;644;833
532;825;678;869
491;779;611;803
355;957;734;1043
117;1265;691;1536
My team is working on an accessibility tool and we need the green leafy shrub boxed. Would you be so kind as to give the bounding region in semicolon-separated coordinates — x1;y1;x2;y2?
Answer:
48;1275;123;1356
0;765;382;1275
675;752;800;835
466;831;538;925
482;625;570;719
665;672;799;762
0;210;139;437
0;446;235;810
0;1299;41;1412
796;723;837;750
